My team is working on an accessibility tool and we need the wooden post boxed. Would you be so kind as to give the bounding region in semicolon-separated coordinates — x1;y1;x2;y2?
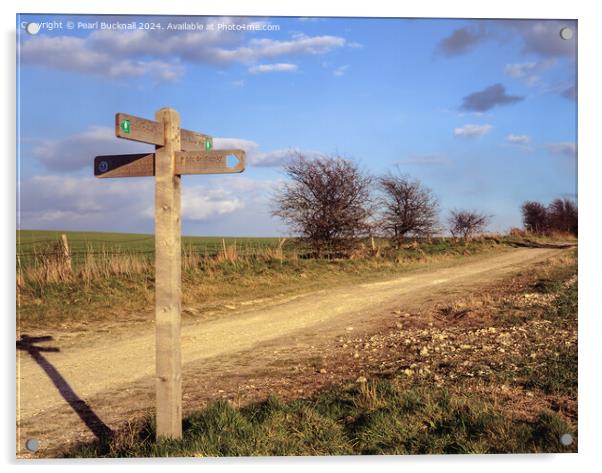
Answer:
154;108;182;439
60;233;72;274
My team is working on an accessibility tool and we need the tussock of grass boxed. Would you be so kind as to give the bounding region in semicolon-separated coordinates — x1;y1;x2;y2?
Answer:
69;378;576;458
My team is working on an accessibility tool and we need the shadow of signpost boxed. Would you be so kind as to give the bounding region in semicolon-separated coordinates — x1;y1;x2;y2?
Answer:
17;334;113;441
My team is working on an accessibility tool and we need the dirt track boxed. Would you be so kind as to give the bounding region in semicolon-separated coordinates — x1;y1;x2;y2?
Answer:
16;247;566;456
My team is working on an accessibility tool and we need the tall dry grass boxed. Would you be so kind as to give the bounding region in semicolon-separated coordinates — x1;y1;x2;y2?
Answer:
18;238;297;290
18;245;154;288
16;232;544;294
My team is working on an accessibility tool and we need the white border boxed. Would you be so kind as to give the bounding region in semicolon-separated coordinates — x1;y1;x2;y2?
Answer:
2;1;600;472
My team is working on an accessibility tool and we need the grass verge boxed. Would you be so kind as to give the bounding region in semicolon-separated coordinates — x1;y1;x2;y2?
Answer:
69;377;576;457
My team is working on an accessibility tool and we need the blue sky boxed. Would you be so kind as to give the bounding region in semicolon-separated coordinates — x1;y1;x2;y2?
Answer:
17;15;577;236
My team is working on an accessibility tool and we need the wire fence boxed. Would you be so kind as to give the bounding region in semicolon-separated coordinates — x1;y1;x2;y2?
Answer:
16;232;514;289
16;236;156;246
16;234;297;270
17;232;470;273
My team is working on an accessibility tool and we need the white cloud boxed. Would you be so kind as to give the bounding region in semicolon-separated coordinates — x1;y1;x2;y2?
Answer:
182;187;244;221
216;175;282;193
506;134;531;144
253;148;323;167
213;137;259;151
545;142;576;157
214;137;322;167
20;35;185;81
333;65;350;77
504;62;540;85
453;124;493;138
504;59;556;87
19;173;277;229
19;175;153;227
32;126;152;171
242;34;345;59
248;63;298;74
20;24;348;81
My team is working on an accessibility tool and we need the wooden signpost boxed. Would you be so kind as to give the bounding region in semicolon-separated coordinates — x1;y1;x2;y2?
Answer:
94;108;245;440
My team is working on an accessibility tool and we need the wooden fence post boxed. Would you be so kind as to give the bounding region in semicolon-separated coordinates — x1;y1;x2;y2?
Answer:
60;233;72;274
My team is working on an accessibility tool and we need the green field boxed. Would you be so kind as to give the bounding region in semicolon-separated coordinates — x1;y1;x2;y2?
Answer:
17;229;281;265
17;229;574;263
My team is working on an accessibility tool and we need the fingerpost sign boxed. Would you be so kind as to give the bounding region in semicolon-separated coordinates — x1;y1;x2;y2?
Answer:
94;108;246;439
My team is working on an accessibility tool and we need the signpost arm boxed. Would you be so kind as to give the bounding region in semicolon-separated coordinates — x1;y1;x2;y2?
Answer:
154;108;182;440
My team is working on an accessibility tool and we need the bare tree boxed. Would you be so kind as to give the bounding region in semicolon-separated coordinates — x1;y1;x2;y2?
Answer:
521;201;548;233
377;172;439;246
448;209;490;239
548;198;578;235
271;154;373;257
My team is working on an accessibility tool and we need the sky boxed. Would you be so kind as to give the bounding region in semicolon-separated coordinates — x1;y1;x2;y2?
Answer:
16;15;577;236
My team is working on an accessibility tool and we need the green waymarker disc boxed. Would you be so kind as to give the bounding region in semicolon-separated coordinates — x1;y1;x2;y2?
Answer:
120;119;131;134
